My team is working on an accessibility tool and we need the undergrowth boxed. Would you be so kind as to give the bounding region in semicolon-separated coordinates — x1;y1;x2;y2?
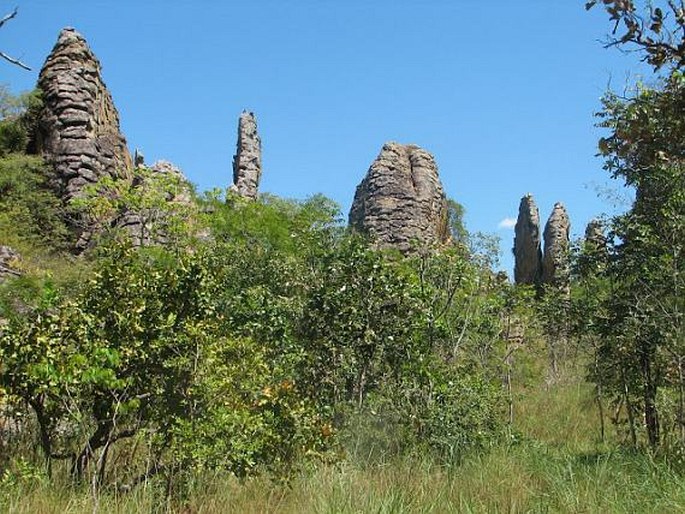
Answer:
3;372;684;513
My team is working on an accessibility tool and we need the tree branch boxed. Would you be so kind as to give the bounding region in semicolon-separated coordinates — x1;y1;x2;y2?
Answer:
0;8;32;71
0;8;18;30
0;51;31;71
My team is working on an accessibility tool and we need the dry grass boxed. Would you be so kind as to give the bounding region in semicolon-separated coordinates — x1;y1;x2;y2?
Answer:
4;376;685;513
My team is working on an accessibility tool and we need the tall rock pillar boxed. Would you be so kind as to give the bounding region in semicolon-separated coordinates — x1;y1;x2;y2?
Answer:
514;193;543;285
230;111;262;200
348;142;449;254
36;27;132;202
542;202;571;288
35;28;132;250
584;219;605;250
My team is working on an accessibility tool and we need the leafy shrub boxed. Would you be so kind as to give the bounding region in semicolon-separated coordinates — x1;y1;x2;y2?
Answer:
0;154;69;251
345;360;505;464
0;86;42;156
0;241;337;486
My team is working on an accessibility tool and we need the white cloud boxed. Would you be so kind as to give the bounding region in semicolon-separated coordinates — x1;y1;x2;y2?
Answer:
497;217;517;230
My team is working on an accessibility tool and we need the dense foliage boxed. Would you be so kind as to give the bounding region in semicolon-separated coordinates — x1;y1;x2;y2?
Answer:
0;152;515;492
569;1;685;452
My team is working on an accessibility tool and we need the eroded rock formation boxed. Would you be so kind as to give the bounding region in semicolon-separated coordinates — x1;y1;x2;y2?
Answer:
514;194;542;285
542;202;571;287
230;111;261;200
349;142;449;253
0;246;21;283
34;28;132;250
584;219;605;250
36;28;132;201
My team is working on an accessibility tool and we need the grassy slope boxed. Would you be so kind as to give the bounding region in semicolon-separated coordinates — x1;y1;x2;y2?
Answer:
4;372;685;513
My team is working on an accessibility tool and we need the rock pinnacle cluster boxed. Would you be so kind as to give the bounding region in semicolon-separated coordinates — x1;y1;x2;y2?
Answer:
28;28;467;258
514;194;571;290
349;142;449;253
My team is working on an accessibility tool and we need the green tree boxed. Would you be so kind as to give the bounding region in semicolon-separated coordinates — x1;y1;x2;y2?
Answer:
584;1;685;448
0;242;334;487
71;165;198;250
0;86;42;156
446;198;469;245
0;154;69;251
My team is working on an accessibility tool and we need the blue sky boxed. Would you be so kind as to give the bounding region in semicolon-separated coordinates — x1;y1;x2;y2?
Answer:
2;1;643;272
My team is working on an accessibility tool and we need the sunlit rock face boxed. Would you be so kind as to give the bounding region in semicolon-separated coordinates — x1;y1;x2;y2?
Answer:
349;142;449;254
36;27;132;201
542;202;571;288
230;111;262;200
514;193;543;285
35;27;132;249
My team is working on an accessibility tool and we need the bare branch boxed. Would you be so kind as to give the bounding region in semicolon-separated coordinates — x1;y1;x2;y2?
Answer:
0;8;32;71
0;51;31;71
0;8;18;30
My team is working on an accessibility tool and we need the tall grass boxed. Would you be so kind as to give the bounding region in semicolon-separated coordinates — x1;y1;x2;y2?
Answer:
4;374;685;513
4;447;684;513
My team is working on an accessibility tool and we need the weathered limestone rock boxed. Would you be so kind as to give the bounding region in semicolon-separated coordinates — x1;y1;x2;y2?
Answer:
584;219;605;249
542;202;571;287
148;160;192;204
230;111;261;200
35;28;132;248
349;142;449;253
0;246;21;283
514;194;542;285
580;218;608;272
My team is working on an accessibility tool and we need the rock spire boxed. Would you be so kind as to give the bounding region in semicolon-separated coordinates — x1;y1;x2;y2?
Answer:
230;111;262;200
349;142;449;253
513;194;543;285
584;219;605;250
35;27;132;202
542;202;571;287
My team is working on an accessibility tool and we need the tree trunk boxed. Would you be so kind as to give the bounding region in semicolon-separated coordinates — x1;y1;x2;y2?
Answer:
593;355;606;443
72;421;111;481
641;348;660;449
28;397;52;477
622;369;638;448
